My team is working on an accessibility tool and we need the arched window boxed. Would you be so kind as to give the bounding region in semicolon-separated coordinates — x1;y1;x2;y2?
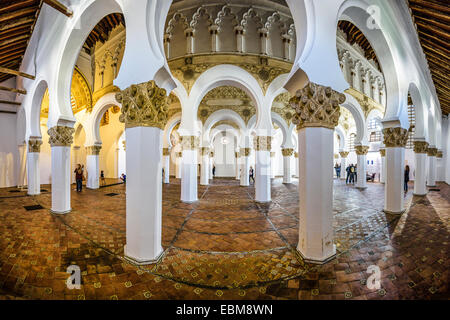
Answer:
348;133;356;151
369;131;381;142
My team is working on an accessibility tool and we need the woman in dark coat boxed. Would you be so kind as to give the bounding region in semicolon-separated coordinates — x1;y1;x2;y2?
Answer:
404;165;410;193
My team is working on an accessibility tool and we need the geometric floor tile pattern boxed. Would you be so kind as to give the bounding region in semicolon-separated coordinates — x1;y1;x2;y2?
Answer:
0;178;448;299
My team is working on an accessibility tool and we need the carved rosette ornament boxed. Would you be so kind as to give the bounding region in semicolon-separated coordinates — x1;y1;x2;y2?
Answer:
163;148;170;156
355;145;369;156
437;150;443;158
86;145;102;156
28;138;43;153
339;151;349;158
382;127;409;148
240;148;251;157
181;136;199;150
289;82;346;130
254;136;271;151
379;149;386;157
281;148;294;157
427;147;438;157
413;141;429;154
116;80;169;129
201;147;210;156
48;126;75;147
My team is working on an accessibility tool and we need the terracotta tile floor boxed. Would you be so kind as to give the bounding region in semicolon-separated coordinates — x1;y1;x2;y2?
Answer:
0;178;448;300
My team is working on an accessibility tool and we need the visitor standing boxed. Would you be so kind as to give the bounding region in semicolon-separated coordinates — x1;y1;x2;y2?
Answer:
74;164;84;192
249;166;255;184
404;165;410;193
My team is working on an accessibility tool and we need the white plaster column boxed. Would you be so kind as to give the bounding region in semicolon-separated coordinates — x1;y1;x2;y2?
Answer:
235;26;244;53
200;147;210;186
209;25;219;52
176;152;182;179
355;145;369;189
292;83;345;264
116;80;167;264
48;125;74;214
427;147;437;187
294;152;299;178
240;148;251;186
254;136;271;202
86;145;101;189
235;152;240;180
181;136;199;202
339;151;349;180
282;34;291;60
282;148;294;184
163;148;170;184
114;147;120;178
185;28;194;55
270;152;276;179
164;34;171;59
383;127;409;214
380;148;386;183
27;137;42;195
17;143;27;188
413;141;428;196
259;28;268;55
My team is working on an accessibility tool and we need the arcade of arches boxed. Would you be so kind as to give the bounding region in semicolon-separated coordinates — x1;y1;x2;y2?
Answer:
0;0;448;300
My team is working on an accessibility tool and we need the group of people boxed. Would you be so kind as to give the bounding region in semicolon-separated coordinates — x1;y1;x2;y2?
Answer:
345;164;358;185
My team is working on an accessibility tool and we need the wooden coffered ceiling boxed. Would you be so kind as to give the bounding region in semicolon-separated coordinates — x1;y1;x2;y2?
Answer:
0;0;42;83
407;0;450;115
82;13;124;54
337;20;381;70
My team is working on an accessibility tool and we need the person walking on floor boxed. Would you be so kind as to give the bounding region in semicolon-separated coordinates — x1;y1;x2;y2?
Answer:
249;166;255;184
74;164;84;192
404;165;410;194
346;165;351;184
212;165;216;177
349;164;355;184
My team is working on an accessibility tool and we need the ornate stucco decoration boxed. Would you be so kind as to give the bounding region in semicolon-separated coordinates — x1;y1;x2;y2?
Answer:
290;82;346;130
339;151;349;158
28;138;43;153
334;154;339;159
382;127;409;148
355;145;369;155
427;147;438;157
176;152;182;158
254;136;271;151
270;152;275;157
272;92;295;125
210;151;214;158
116;80;169;129
345;87;385;118
294;152;298;158
48;126;75;147
163;148;170;156
122;140;126;151
413;141;429;154
436;150;443;158
168;54;292;94
201;147;210;155
92;85;121;107
240;148;251;157
181;136;200;150
281;148;294;156
235;152;239;158
86;145;102;155
379;148;386;157
211;120;240;131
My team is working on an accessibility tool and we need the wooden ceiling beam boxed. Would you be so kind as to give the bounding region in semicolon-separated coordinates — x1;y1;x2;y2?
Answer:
409;0;450;15
0;0;37;14
413;14;450;32
409;6;450;24
0;85;26;95
0;99;21;106
0;16;34;32
0;7;37;23
418;30;449;51
421;43;449;60
42;0;73;17
0;34;29;48
415;20;450;41
0;66;35;80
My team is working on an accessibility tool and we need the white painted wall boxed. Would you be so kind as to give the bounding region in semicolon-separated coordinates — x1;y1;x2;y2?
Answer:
212;132;236;177
444;116;450;184
0;113;18;187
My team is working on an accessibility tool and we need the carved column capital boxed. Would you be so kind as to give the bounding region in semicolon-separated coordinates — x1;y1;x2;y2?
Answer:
116;80;169;129
163;148;170;156
201;147;210;156
48;126;74;147
379;148;386;157
437;150;443;158
240;148;251;157
427;147;438;157
28;137;43;153
235;152;240;158
355;145;369;155
176;152;182;158
382;127;409;148
86;145;102;155
413;141;429;154
181;136;199;150
294;152;298;158
254;136;271;151
210;151;214;158
339;151;349;158
282;148;294;157
289;82;346;130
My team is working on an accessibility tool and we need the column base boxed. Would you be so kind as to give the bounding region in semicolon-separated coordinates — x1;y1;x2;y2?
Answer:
124;246;164;265
427;185;436;188
413;192;427;196
255;199;271;203
297;245;336;265
50;208;72;214
383;209;406;215
356;186;367;190
182;199;198;203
